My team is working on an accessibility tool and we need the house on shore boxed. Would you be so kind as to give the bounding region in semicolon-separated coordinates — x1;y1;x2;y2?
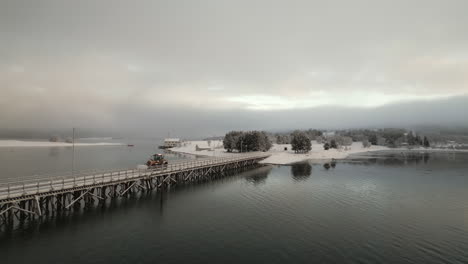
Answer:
164;138;181;148
196;144;212;151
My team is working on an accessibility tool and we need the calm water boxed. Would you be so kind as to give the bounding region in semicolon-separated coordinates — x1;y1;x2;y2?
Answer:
1;151;468;263
0;139;194;179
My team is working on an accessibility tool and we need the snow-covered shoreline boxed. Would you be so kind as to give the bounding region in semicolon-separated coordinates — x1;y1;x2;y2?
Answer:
170;140;468;165
170;140;387;165
260;142;389;164
0;140;123;148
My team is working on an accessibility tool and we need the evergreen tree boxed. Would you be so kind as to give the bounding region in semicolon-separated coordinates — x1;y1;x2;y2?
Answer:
382;129;404;147
415;135;422;145
407;131;416;145
362;140;371;148
368;134;377;145
223;131;242;152
423;136;430;148
224;130;272;152
276;134;291;144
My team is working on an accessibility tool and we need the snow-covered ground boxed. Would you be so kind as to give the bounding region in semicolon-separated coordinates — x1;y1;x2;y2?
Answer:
262;141;389;164
171;140;233;157
171;140;390;165
0;140;123;147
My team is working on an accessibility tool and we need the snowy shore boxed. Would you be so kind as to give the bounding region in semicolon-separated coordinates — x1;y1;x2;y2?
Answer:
0;140;123;147
171;140;468;165
260;141;389;164
171;140;390;165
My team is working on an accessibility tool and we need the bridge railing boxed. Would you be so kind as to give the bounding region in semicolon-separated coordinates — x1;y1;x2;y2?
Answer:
2;155;220;183
0;153;269;200
0;156;223;183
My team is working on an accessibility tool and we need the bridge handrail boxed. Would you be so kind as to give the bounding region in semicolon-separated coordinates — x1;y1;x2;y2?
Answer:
0;153;270;195
0;154;270;199
0;154;258;183
0;156;224;183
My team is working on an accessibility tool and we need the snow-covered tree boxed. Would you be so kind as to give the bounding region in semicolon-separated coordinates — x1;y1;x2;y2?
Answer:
368;134;378;145
223;131;272;152
223;131;242;152
315;136;324;143
291;131;311;153
362;140;371;148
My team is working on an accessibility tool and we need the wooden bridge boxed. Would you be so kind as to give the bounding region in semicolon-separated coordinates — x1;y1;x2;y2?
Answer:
0;153;269;225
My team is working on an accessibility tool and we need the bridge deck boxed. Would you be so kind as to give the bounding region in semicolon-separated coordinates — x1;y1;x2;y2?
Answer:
0;153;270;203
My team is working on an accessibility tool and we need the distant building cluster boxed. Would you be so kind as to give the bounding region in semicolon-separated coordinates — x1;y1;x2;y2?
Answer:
164;138;181;148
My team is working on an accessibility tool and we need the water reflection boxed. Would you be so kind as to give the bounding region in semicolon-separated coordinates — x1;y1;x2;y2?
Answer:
291;163;312;180
346;152;440;167
2;154;468;264
323;159;337;170
0;191;161;238
423;152;430;164
245;166;272;185
48;147;60;157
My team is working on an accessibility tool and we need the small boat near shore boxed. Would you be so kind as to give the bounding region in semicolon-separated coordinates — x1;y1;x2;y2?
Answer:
158;145;172;149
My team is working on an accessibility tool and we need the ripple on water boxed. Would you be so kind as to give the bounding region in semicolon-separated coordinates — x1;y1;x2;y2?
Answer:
2;154;468;264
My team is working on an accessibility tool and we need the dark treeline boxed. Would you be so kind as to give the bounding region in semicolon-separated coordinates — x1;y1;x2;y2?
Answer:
272;128;432;148
338;128;430;148
223;131;272;152
275;129;322;144
220;127;466;153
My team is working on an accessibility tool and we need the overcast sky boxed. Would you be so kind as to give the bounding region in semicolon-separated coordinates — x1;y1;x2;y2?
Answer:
1;0;467;137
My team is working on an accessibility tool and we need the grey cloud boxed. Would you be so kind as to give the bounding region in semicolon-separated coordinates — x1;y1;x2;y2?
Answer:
2;95;467;139
1;0;468;136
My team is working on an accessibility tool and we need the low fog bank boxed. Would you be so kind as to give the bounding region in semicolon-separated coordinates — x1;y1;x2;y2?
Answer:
1;96;467;139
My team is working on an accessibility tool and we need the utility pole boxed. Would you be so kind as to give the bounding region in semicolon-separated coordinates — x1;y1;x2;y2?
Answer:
72;128;75;177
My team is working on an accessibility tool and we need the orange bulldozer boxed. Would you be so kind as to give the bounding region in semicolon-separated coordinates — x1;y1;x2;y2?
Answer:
146;154;168;167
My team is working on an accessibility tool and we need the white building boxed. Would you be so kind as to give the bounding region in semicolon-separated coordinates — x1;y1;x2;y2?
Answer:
164;138;181;148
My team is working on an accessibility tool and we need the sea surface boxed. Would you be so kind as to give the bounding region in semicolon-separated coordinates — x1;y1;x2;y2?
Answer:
0;138;193;180
0;145;467;263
